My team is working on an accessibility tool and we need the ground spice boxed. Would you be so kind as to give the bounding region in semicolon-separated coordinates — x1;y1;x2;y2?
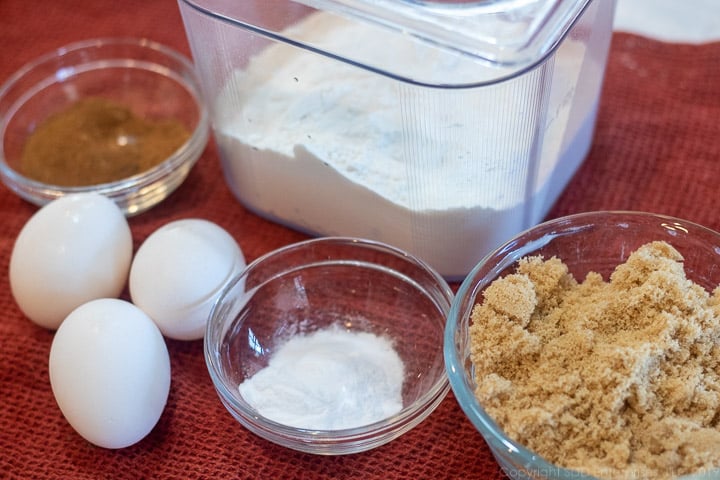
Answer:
470;241;720;479
20;97;190;186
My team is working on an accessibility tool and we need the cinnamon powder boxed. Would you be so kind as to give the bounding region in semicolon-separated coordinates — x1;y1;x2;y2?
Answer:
20;97;190;187
470;241;720;479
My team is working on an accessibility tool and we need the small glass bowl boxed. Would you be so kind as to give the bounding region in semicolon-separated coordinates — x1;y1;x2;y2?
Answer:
0;37;209;216
445;211;720;479
205;237;453;455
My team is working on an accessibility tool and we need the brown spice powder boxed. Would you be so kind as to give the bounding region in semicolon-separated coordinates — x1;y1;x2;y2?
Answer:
470;241;720;479
20;97;191;187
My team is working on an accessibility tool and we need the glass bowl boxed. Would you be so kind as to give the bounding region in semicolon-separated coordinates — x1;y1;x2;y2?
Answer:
205;237;453;455
445;211;720;479
0;37;209;216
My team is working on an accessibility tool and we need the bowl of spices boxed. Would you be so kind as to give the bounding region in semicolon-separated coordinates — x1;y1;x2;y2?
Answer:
0;37;209;215
445;211;720;479
205;237;454;454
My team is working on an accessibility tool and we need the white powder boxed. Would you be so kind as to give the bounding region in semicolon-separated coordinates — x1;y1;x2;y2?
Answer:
215;11;608;278
238;326;405;430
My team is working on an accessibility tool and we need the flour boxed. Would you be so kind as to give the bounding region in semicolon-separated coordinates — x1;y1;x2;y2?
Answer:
238;326;405;430
215;10;608;278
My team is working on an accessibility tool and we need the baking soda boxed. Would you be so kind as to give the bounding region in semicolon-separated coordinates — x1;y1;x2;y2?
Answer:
238;326;405;430
215;12;604;278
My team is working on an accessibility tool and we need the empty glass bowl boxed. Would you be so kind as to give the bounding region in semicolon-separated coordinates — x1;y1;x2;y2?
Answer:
205;237;453;455
445;211;720;479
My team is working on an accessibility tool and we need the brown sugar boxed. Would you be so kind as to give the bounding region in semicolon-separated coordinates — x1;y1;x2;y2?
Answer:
469;241;720;479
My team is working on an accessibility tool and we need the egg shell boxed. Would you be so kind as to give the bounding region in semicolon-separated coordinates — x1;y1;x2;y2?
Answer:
49;298;171;449
129;218;246;341
9;193;132;330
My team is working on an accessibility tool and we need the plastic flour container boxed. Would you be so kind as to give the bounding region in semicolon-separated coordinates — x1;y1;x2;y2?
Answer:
178;0;617;279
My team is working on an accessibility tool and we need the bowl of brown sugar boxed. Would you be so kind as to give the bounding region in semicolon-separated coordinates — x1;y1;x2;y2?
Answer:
0;37;209;215
445;211;720;480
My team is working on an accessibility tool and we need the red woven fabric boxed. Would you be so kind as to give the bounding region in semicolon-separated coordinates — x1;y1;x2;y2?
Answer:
1;1;719;479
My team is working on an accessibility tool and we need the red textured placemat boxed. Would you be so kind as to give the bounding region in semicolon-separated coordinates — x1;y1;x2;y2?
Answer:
1;1;719;479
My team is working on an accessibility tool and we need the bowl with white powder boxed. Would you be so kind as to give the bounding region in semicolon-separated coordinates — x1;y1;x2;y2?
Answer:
445;211;720;479
205;237;453;454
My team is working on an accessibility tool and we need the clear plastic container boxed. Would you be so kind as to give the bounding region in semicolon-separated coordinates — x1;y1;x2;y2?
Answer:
178;0;617;279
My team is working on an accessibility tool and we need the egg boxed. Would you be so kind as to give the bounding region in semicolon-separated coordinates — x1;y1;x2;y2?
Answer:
129;218;246;341
9;193;132;330
49;298;171;449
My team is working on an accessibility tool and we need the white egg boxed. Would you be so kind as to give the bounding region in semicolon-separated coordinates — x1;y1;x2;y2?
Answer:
9;193;132;330
49;298;171;449
129;218;246;341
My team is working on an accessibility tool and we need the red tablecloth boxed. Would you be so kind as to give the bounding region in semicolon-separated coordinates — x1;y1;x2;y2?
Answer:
1;1;719;479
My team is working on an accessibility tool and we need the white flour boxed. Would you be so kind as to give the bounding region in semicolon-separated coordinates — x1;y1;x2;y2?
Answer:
215;11;606;278
238;326;405;430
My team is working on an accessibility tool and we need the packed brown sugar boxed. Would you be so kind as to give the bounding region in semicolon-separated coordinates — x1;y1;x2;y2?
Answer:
469;241;720;479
